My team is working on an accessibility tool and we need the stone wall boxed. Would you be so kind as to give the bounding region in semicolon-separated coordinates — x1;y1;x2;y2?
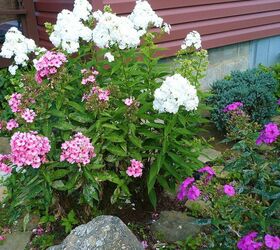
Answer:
200;42;250;90
200;35;280;90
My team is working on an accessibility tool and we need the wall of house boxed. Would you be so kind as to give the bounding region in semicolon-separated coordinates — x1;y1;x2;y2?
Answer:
33;0;280;57
0;0;17;23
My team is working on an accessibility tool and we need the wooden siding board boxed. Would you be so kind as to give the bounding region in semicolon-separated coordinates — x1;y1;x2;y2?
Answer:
103;0;246;13
35;1;280;26
159;23;280;57
33;0;280;57
158;11;280;43
158;0;280;25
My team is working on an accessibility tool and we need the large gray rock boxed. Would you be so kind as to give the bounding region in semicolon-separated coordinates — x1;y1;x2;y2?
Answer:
47;216;143;250
151;211;203;243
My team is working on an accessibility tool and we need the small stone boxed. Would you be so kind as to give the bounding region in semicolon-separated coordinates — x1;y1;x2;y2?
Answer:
151;211;203;243
0;231;31;250
198;148;222;163
47;216;143;250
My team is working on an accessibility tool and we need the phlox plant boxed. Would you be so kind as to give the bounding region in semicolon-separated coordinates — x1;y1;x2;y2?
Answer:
176;107;280;249
0;0;209;232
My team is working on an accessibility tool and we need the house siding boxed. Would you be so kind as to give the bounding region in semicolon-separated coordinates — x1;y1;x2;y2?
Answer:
33;0;280;57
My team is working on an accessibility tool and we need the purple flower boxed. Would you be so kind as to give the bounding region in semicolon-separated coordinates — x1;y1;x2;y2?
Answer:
224;184;235;197
186;185;201;200
256;123;280;145
177;177;195;201
141;241;148;249
237;232;263;250
277;99;280;105
198;166;216;183
265;234;280;250
223;102;243;113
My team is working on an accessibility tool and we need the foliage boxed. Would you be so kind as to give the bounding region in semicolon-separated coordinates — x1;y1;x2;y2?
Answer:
208;68;278;131
28;234;55;250
176;48;208;88
260;63;280;98
0;69;24;120
0;1;209;235
178;111;280;249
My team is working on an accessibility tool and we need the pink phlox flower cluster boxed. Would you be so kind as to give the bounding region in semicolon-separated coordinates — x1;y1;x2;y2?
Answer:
11;131;51;168
224;184;235;197
6;119;19;131
82;86;110;102
141;240;148;249
8;93;22;113
60;132;96;165
198;166;216;183
265;234;280;250
8;94;37;124
81;68;99;85
256;123;280;145
0;154;12;174
21;108;36;123
223;102;243;113
237;232;263;250
34;51;67;84
32;225;45;236
124;97;134;106
177;177;200;201
0;235;6;241
126;159;144;178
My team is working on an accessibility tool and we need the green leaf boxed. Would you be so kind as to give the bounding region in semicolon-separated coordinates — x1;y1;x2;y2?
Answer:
56;96;63;110
50;169;70;181
93;171;124;186
83;184;99;205
54;121;75;131
128;134;142;148
104;133;126;143
102;124;120;130
51;180;65;190
106;144;127;157
167;152;186;168
68;101;86;113
69;112;92;123
148;188;157;209
49;109;65;118
23;213;30;232
157;175;171;192
147;153;164;193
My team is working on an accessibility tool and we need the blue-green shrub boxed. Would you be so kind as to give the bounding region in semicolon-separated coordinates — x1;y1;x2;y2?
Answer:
208;68;278;131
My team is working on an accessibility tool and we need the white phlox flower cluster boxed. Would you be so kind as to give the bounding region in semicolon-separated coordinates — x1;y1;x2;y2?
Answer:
181;31;201;50
73;0;92;21
153;74;199;114
104;52;114;62
92;12;141;49
49;0;92;54
0;27;37;75
128;0;170;35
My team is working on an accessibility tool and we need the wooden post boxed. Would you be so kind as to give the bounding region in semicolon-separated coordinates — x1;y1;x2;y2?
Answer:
91;0;104;11
21;0;39;43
